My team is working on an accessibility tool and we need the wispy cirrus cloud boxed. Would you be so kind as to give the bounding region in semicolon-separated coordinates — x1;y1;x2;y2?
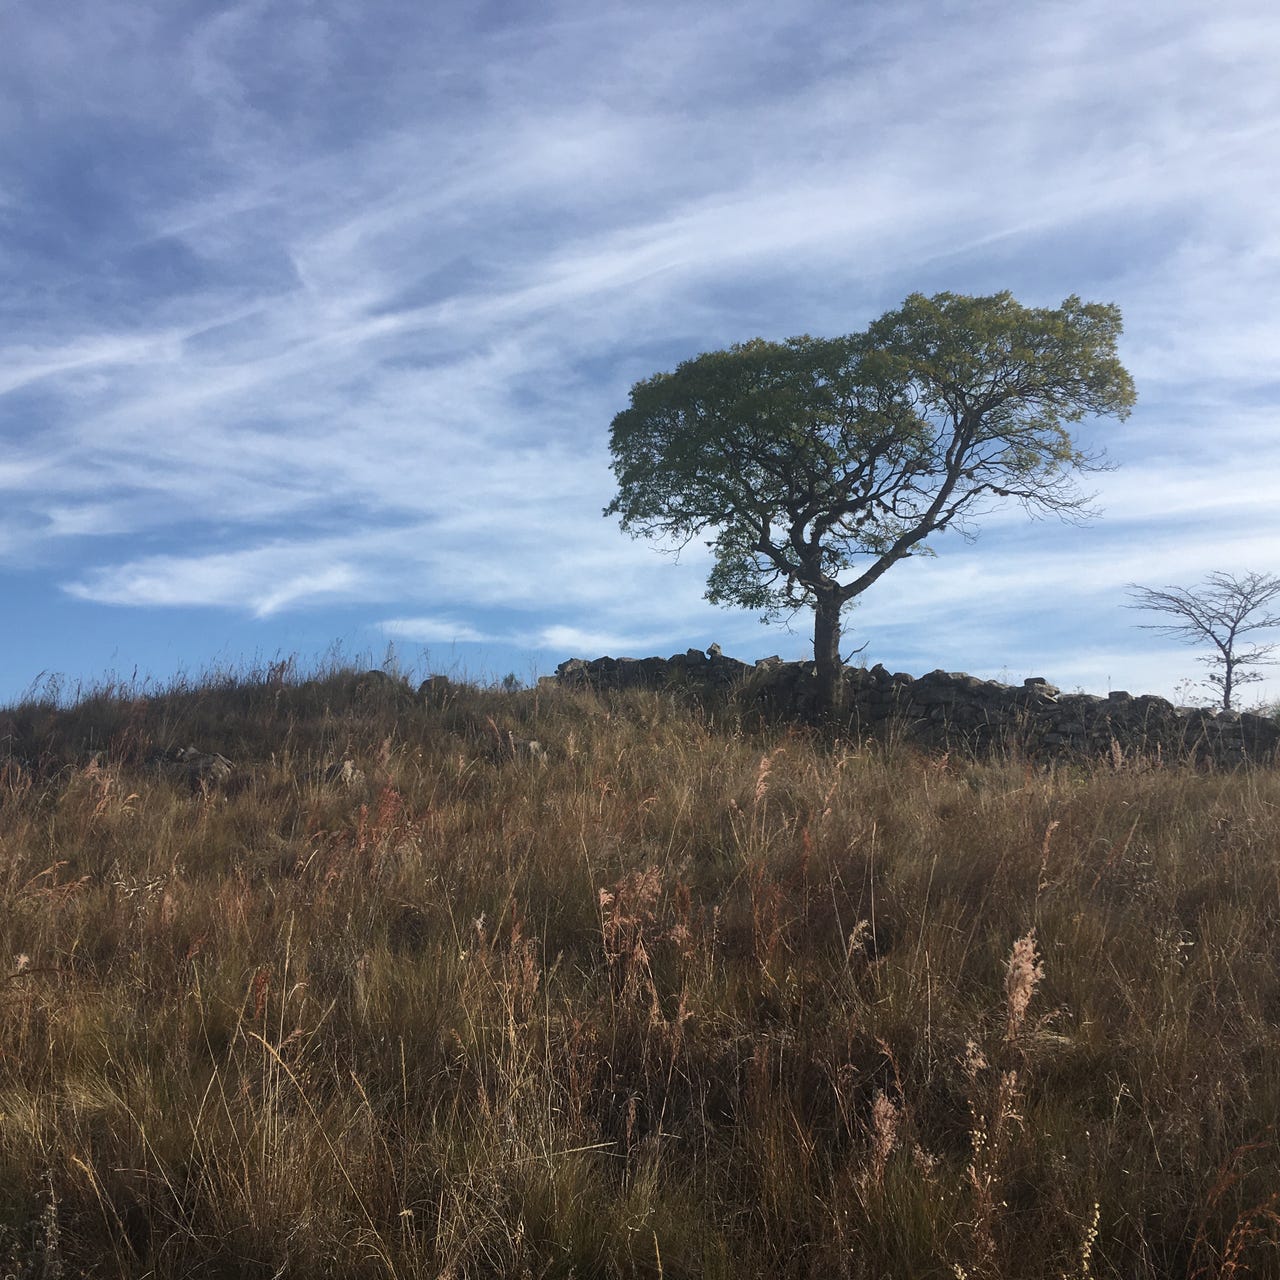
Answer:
381;616;689;657
1;0;1278;700
64;546;363;619
380;617;496;646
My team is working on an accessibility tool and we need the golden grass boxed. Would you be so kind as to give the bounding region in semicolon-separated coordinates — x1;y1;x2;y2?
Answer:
0;668;1277;1278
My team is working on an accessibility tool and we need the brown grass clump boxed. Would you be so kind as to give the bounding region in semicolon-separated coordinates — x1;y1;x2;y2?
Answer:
0;665;1278;1278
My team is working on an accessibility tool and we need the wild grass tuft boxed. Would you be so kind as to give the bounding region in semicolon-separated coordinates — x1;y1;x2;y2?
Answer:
0;663;1277;1276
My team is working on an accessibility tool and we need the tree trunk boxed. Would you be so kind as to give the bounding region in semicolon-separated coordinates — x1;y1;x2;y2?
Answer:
813;592;845;717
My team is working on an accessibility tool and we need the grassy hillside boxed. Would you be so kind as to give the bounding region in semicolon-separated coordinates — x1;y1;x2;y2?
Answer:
1;668;1278;1279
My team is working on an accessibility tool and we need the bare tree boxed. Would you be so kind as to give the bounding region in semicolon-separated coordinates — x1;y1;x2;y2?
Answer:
1126;571;1280;710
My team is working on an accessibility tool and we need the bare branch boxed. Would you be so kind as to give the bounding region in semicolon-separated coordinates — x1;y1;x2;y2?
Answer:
1125;572;1280;710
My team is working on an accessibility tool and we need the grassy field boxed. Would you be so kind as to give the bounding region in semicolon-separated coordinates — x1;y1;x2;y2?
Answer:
1;666;1278;1278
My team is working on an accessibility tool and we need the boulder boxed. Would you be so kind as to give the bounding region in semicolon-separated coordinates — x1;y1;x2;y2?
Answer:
418;674;453;703
1023;677;1060;697
153;746;234;790
322;759;365;788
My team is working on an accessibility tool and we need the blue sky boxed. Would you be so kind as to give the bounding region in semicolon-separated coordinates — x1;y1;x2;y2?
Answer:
3;0;1279;706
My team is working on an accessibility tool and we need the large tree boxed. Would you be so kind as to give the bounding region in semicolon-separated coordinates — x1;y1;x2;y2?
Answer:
606;291;1137;713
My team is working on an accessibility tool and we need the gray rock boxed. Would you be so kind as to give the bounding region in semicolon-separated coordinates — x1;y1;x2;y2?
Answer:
545;648;1279;766
637;656;670;683
418;674;453;702
154;746;234;789
354;669;414;702
554;659;590;687
1024;677;1060;697
322;759;365;787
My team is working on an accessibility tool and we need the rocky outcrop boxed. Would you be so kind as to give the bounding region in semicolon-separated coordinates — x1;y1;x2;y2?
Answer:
556;644;753;695
555;651;1279;766
321;759;366;788
417;675;454;704
151;745;235;789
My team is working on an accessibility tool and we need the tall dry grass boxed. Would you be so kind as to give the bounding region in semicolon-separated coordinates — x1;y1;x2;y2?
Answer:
0;666;1277;1277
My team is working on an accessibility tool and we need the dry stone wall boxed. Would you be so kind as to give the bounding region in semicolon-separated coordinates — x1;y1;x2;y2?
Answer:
554;648;1279;766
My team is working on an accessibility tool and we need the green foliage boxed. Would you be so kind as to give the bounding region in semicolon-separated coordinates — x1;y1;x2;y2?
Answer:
607;291;1136;625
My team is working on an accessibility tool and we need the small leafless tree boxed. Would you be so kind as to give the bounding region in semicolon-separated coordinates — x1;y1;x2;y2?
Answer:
1126;571;1280;710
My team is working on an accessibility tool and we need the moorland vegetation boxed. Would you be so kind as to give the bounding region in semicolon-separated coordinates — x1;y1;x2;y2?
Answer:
0;663;1278;1278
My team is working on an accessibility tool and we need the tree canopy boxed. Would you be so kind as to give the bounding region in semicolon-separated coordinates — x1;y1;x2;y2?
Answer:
606;291;1137;712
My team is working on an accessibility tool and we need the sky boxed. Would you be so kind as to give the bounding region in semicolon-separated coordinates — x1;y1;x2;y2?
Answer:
2;0;1278;707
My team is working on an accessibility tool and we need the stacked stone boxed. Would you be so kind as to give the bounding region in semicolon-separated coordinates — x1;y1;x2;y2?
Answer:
556;644;751;694
553;650;1279;766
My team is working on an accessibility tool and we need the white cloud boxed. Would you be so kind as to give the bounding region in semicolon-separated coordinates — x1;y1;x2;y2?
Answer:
64;545;363;617
528;624;673;655
252;566;360;618
380;616;495;644
2;0;1278;702
0;332;188;401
